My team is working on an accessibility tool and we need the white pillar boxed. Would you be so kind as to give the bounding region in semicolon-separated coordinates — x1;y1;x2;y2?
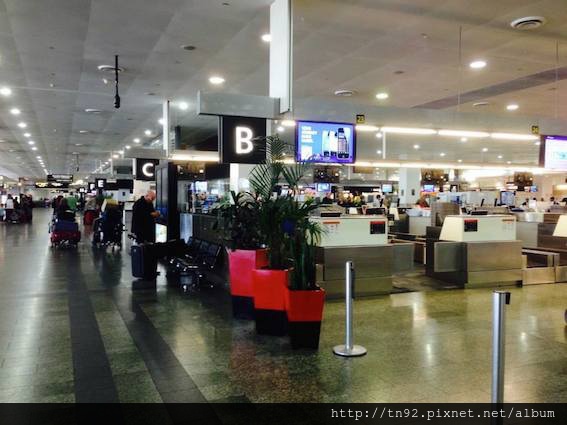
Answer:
398;168;421;206
163;100;170;156
230;164;255;194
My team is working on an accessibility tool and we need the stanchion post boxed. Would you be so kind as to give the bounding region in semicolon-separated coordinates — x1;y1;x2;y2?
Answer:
333;261;367;357
491;290;511;405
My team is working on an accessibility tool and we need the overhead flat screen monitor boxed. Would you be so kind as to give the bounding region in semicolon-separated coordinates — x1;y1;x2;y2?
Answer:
540;135;567;169
296;121;355;164
423;184;435;193
316;183;331;192
382;184;393;193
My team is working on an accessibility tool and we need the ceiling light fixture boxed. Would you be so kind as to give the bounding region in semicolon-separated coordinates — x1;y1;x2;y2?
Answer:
461;137;468;142
10;108;21;115
458;159;463;163
125;145;131;150
118;150;124;155
261;33;272;43
158;118;165;125
473;101;490;107
482;148;489;152
112;154;119;159
355;125;380;132
438;130;489;138
209;76;225;85
276;126;285;132
334;89;356;97
469;60;487;69
28;141;35;145
440;152;446;157
0;87;12;96
178;101;189;111
31;147;37;151
376;150;382;155
381;127;437;135
506;104;519;111
85;108;102;114
281;120;296;127
17;122;27;128
534;141;541;146
375;92;389;100
414;144;420;149
144;129;152;136
375;132;383;138
23;133;31;138
490;133;539;141
133;138;140;143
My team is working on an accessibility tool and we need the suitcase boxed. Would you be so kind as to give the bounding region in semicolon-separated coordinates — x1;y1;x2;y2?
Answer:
51;230;81;245
54;220;79;232
131;244;158;279
84;210;97;225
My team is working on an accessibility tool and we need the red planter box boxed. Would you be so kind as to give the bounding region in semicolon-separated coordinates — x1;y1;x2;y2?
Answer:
228;249;268;320
252;268;288;336
228;249;268;297
285;287;325;350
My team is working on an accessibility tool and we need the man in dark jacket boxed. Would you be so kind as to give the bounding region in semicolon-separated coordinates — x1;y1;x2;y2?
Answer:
131;190;160;243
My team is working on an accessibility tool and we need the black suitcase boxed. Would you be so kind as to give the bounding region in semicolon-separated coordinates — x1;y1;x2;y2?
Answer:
131;244;158;279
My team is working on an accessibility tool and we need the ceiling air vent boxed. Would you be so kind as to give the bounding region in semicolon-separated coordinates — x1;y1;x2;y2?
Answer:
510;16;546;30
334;89;356;97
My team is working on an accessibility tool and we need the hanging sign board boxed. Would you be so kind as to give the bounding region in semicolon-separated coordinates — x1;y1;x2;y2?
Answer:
219;116;267;164
135;159;160;181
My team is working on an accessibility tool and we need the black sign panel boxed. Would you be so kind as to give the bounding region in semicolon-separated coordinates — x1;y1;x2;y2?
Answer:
219;116;266;164
95;178;106;190
35;181;70;189
47;174;73;183
135;159;160;181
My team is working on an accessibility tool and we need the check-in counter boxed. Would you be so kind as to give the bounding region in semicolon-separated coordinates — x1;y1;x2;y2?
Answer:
409;216;430;236
428;215;523;288
310;215;411;298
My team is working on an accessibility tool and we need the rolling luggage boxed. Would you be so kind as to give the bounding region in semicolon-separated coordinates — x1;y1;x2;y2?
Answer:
84;210;97;225
54;220;79;233
131;243;158;279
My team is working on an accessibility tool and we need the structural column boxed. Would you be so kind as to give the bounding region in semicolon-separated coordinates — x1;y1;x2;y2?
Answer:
398;168;421;205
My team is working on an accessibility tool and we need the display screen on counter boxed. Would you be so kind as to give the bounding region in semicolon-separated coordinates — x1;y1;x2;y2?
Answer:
540;135;567;169
296;121;355;164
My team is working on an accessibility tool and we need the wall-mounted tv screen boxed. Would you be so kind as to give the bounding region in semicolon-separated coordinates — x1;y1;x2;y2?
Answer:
423;184;436;193
296;121;355;164
316;183;331;192
540;135;567;170
382;184;393;193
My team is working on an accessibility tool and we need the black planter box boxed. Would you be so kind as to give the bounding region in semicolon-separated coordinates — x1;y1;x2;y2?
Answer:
289;321;322;349
231;295;255;320
254;309;288;336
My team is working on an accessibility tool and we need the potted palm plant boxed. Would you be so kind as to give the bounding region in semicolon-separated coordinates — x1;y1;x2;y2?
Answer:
249;135;325;343
216;191;267;319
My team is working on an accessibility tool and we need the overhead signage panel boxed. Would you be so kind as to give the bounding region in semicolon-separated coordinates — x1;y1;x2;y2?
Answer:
135;158;160;181
219;116;267;164
47;174;73;183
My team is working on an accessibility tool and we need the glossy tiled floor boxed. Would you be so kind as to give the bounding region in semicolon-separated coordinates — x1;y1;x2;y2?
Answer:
0;209;566;403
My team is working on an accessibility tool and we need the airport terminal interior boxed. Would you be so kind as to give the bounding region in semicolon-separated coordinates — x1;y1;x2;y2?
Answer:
0;0;567;410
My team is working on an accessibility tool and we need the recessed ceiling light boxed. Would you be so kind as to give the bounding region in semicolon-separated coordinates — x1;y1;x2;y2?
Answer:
133;138;140;143
79;130;89;134
10;108;21;115
75;143;83;146
458;159;463;163
440;152;446;157
473;101;490;107
506;104;519;111
209;76;225;85
118;150;124;155
281;120;296;127
28;141;35;145
510;16;546;30
497;155;503;159
507;161;512;164
261;34;272;43
376;150;382;154
84;108;102;114
180;45;196;51
469;60;487;69
97;64;124;73
375;132;383;138
376;92;389;100
277;126;285;132
125;145;131;150
23;133;31;138
158;118;165;125
535;141;541;146
413;144;420;149
144;129;152;136
178;101;189;111
0;87;12;96
334;89;356;97
461;137;468;142
31;147;37;151
112;154;119;159
482;147;489;152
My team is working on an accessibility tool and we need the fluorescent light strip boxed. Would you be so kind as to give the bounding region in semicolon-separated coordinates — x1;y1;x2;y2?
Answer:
490;133;540;141
438;130;489;138
381;127;437;135
170;153;220;162
355;125;380;132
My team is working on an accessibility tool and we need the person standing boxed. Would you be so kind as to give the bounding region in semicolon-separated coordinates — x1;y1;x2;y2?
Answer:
131;190;160;243
5;195;14;222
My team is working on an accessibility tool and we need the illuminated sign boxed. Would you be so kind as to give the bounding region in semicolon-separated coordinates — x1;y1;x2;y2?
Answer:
219;116;266;164
135;159;160;181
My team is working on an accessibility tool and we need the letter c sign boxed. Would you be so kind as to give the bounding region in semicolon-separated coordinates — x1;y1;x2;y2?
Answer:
135;159;160;181
142;162;155;178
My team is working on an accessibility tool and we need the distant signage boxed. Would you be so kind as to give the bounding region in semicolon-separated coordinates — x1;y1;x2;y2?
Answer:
34;181;69;189
219;116;267;164
135;158;160;181
95;178;106;190
531;125;540;135
356;114;366;124
47;174;73;183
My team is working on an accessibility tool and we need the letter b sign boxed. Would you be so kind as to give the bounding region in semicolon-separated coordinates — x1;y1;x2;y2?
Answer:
220;116;266;164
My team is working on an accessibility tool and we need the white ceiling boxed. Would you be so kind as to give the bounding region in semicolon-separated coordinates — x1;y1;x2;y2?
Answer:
1;0;567;179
